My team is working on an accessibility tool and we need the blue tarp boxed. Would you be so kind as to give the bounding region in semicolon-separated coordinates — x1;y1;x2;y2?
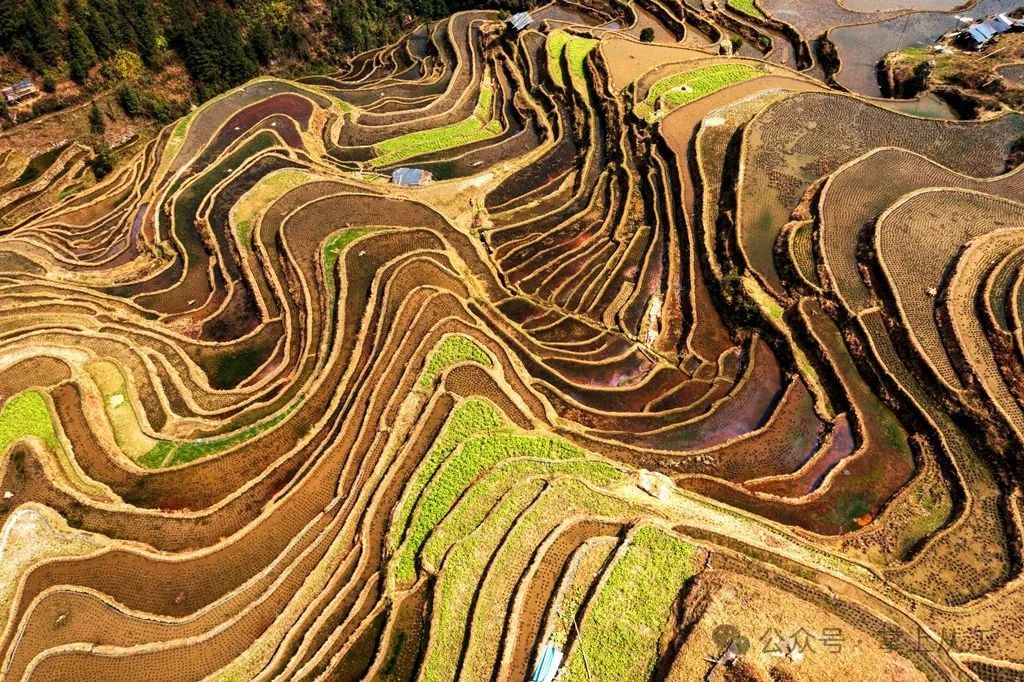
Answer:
531;644;563;682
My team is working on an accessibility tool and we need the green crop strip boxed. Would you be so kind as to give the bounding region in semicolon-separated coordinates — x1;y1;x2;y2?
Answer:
138;400;300;468
418;334;492;390
389;399;622;585
638;63;759;122
233;169;312;251
564;34;597;86
323;227;377;293
393;429;586;583
163;113;195;169
0;391;62;456
421;478;648;681
462;481;624;679
563;525;699;681
421;478;545;682
368;82;500;167
475;82;493;119
742;274;785;322
0;391;112;496
388;399;504;553
420;458;623;571
547;30;597;90
137;441;174;468
547;31;571;88
728;0;764;19
389;394;627;592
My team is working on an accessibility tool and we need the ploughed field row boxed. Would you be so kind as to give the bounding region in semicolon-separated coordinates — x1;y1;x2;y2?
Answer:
0;1;1022;680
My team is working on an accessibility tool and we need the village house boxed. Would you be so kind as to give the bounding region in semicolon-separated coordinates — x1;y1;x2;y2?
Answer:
2;79;39;106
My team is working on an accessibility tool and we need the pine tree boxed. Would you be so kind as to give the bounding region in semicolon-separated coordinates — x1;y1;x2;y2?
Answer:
85;7;117;60
0;0;24;47
117;83;143;116
68;20;99;83
207;8;258;86
89;101;106;135
125;0;160;67
97;0;132;47
173;7;258;100
90;142;114;179
249;23;275;66
24;1;60;66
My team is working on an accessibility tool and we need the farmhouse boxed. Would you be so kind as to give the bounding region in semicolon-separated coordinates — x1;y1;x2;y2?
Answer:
506;11;535;32
391;167;433;186
961;13;1019;49
2;79;39;106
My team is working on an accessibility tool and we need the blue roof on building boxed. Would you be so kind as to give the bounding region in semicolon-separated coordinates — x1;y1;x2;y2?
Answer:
507;11;534;31
993;14;1014;30
392;168;426;185
967;26;989;42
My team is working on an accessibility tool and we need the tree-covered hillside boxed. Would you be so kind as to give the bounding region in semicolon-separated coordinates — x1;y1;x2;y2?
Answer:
0;0;523;118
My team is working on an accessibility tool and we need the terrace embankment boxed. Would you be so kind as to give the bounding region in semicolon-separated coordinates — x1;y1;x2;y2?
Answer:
0;1;1021;679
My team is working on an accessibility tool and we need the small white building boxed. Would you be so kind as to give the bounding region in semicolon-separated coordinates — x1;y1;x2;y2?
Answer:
2;79;38;106
962;13;1019;49
391;167;433;186
506;11;535;32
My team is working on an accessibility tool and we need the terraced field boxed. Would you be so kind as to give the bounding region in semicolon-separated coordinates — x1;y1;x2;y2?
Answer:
0;1;1022;680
